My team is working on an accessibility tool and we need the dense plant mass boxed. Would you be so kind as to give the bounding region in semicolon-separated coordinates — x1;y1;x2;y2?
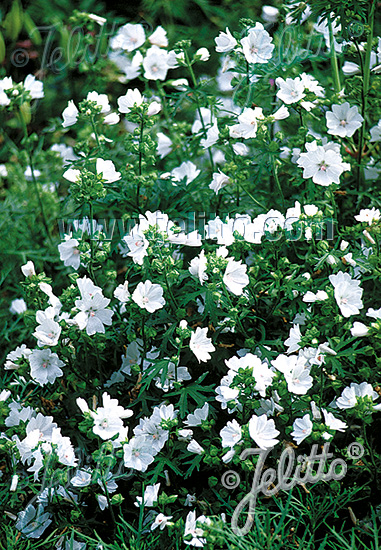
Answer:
1;1;381;548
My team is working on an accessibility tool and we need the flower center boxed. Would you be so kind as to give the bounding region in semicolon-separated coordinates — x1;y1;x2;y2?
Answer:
340;119;347;126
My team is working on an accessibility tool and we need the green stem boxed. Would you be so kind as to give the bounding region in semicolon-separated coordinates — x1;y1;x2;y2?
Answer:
184;49;215;172
272;158;285;211
88;201;97;283
137;116;145;209
356;0;376;192
19;111;52;243
328;17;341;94
238;182;266;210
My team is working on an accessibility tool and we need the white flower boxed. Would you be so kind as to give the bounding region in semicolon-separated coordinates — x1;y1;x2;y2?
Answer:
97;495;108;510
123;436;155;472
262;5;279;22
114;281;130;305
241;23;274;64
272;355;313;395
71;470;92;487
132;280;165;313
209;170;230;194
118;88;143;113
291;414;313;445
110;50;143;80
24;74;44;99
367;307;381;319
63;168;80;182
75;290;114;335
354;208;380;225
370;120;381;142
297;141;350;186
303;290;329;303
276;76;305;104
190;327;215;363
196;47;210;61
135;483;160;508
104;112;120;125
15;504;52;538
189;250;208;285
230;107;264;139
21;260;35;277
96;158;121;182
157;132;172;158
184;404;209;427
143;46;174;81
336;382;381;410
223;259;249;295
248;414;280;450
220;419;242;448
9;298;27;315
187;439;204;455
272;105;290;120
350;322;369;337
87;90;110;113
33;318;61;347
147;101;162;116
151;513;173;531
29;349;65;386
215;28;237;52
90;393;132;440
120;228;149;265
329;272;363;317
201;120;219;149
58;237;81;269
171;161;200;184
0;164;8;177
284;324;301;354
110;23;145;52
62;100;79;128
232;142;249;156
149;26;168;47
322;409;347;432
184;510;210;547
326;102;363;137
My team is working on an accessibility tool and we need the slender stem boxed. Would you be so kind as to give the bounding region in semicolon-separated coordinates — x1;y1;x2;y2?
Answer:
184;49;215;172
238;182;266;210
19;111;52;243
156;81;182;163
88;201;97;283
328;17;341;94
137;116;144;209
101;476;117;526
356;0;376;192
272;158;285;210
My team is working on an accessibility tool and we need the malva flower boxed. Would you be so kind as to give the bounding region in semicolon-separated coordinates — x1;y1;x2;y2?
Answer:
189;327;215;362
297;141;350;186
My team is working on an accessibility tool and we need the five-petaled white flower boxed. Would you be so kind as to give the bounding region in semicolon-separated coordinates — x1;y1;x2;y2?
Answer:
248;414;280;450
297;141;350;186
215;28;237;52
241;23;274;64
329;271;363;317
132;280;165;313
190;327;215;363
326;102;363;138
291;414;313;445
29;349;65;386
